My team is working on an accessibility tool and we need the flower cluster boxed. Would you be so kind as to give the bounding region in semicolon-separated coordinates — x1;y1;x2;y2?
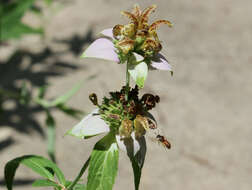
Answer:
82;4;173;88
68;85;170;157
90;86;159;140
113;4;172;60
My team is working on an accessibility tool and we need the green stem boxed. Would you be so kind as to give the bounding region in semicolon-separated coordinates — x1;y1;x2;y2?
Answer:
68;157;91;190
125;59;130;101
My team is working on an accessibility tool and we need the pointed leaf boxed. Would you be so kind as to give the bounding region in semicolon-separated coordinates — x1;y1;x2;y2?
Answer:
2;0;36;20
1;0;43;41
4;155;66;190
57;104;83;119
87;133;119;190
32;179;59;188
66;181;86;190
1;22;43;41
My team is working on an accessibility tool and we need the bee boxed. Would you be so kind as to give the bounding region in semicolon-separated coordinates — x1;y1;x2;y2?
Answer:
156;134;171;149
146;117;171;149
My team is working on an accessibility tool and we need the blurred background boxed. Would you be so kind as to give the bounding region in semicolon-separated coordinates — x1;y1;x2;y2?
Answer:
0;0;252;189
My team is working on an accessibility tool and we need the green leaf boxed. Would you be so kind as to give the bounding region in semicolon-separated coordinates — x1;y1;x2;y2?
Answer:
44;0;53;6
38;85;48;99
0;0;43;41
57;104;83;119
66;181;87;190
1;22;43;41
49;82;83;107
131;157;142;190
1;0;36;20
35;82;83;109
87;133;119;190
73;184;87;190
32;179;60;188
34;98;51;108
4;155;66;190
129;62;148;88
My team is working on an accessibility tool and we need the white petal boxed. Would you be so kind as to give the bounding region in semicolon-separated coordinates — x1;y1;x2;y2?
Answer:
116;132;146;157
81;38;119;63
151;53;173;72
132;52;144;62
66;109;109;138
129;61;148;88
99;28;115;39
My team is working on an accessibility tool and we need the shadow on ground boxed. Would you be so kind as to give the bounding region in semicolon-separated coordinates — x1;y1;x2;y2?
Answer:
0;28;95;152
0;178;36;187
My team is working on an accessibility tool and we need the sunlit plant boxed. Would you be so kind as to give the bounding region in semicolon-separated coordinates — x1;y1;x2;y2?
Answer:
4;4;174;190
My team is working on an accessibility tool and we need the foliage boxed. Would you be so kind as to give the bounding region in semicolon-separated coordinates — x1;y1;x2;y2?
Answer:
4;155;86;190
0;0;44;41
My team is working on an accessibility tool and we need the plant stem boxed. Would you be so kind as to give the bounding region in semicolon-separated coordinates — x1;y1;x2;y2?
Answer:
125;59;130;101
68;156;91;190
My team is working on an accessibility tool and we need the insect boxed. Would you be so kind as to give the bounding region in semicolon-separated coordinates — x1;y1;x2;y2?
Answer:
156;134;171;149
146;117;171;149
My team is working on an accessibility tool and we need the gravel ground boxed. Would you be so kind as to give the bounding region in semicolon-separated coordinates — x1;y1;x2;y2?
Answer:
1;0;252;190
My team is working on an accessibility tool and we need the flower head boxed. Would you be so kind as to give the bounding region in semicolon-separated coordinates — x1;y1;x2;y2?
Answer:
115;4;172;58
82;4;173;88
67;86;165;157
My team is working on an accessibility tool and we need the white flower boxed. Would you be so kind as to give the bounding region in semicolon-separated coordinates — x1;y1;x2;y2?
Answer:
81;28;172;88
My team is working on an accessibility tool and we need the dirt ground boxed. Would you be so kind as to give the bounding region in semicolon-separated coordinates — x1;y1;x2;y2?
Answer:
1;0;252;189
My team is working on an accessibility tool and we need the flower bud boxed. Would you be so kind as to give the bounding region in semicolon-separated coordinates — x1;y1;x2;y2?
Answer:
113;24;124;39
141;38;162;56
134;115;148;138
122;23;136;38
116;38;134;55
135;36;146;46
141;93;156;110
89;93;98;105
119;119;133;138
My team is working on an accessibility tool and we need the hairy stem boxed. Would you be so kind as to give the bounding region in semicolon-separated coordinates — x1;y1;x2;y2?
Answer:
68;157;91;190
